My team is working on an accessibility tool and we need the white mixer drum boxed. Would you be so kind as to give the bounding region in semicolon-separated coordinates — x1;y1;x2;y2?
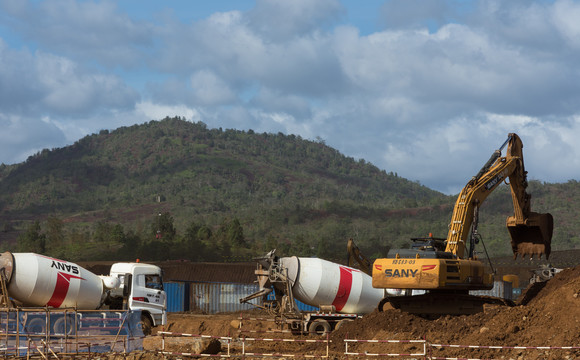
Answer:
280;256;385;314
6;253;104;309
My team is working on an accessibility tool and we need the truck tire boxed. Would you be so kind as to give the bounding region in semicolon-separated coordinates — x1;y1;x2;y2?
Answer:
139;314;153;336
334;318;354;331
52;315;75;335
26;318;46;334
308;319;331;336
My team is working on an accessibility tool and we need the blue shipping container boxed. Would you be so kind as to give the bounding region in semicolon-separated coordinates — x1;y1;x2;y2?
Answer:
165;281;263;313
165;282;186;313
165;281;319;313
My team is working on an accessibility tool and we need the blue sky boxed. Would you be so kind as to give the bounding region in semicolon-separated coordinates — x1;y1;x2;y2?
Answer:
1;0;579;194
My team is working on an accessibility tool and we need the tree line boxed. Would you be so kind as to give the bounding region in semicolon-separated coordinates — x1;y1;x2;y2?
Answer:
14;211;344;262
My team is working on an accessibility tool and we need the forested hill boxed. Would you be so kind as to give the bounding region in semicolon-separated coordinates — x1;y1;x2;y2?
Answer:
0;117;578;262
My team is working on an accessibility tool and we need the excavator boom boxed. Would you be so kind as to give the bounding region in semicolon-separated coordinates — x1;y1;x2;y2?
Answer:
445;133;552;259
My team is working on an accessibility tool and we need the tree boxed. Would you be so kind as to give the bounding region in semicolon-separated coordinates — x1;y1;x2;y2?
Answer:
18;221;46;253
226;218;245;247
151;212;177;242
290;234;312;256
45;216;64;253
182;222;207;261
117;230;141;261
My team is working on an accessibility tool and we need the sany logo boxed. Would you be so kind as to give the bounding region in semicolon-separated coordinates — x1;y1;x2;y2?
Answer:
384;268;418;278
382;265;437;278
50;260;80;274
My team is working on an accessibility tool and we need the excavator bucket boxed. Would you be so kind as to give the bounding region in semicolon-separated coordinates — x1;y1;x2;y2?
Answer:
506;212;553;259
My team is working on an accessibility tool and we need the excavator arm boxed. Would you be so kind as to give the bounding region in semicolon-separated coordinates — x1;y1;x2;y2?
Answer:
347;238;372;276
445;133;552;260
504;135;553;259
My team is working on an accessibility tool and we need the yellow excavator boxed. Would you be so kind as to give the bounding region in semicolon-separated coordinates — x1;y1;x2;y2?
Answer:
372;133;553;315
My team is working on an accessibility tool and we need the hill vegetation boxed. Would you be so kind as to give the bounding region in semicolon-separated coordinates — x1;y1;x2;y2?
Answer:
0;117;578;263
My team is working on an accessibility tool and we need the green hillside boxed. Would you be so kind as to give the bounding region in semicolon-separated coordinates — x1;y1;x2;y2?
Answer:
0;117;577;262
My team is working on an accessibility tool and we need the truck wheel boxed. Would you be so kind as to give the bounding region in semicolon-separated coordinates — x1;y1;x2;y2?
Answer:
308;319;331;336
378;297;395;312
138;314;153;336
26;318;46;334
52;316;75;335
334;318;354;331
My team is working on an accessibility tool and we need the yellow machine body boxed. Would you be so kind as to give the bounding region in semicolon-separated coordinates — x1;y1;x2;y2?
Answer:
372;257;493;291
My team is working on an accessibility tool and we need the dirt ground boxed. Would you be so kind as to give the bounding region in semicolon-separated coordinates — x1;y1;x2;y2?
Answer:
130;265;580;360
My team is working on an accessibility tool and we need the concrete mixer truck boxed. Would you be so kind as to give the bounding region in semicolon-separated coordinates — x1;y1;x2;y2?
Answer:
0;252;166;336
240;250;400;335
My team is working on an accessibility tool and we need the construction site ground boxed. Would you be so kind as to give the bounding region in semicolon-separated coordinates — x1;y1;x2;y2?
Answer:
125;265;580;360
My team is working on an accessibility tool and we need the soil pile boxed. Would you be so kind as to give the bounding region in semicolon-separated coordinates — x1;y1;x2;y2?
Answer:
331;265;580;359
148;265;579;359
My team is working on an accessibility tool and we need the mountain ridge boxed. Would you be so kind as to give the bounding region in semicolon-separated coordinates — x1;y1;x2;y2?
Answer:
0;117;577;262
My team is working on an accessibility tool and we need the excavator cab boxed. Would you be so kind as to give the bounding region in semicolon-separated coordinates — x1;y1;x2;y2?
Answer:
507;212;553;259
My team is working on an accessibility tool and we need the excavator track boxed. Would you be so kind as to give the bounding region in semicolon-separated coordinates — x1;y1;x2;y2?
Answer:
378;292;515;316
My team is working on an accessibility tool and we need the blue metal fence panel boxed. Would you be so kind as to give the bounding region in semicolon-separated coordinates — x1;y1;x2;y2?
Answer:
219;283;262;313
266;292;319;312
165;282;185;313
296;301;320;312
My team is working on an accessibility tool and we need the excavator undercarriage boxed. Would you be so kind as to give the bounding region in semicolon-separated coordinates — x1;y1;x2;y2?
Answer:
378;291;515;316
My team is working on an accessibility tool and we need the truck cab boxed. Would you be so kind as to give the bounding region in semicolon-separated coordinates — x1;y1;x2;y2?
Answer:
109;262;167;334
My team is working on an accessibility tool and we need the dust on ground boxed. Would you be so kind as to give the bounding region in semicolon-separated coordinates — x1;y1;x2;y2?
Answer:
133;265;580;360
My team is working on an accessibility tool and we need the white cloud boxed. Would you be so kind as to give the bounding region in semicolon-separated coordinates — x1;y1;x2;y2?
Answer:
0;0;153;67
551;0;580;48
379;0;450;30
135;102;200;123
248;0;344;41
190;70;237;106
250;88;312;119
36;51;139;114
0;113;66;163
0;38;139;117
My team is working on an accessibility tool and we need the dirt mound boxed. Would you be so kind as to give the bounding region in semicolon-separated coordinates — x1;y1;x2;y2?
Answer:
151;266;580;360
331;265;580;359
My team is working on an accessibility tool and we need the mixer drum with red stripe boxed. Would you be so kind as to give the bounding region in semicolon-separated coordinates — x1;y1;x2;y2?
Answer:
1;252;104;309
280;256;385;314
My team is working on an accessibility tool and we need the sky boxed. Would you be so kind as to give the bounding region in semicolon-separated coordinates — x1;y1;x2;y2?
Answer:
1;0;580;195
